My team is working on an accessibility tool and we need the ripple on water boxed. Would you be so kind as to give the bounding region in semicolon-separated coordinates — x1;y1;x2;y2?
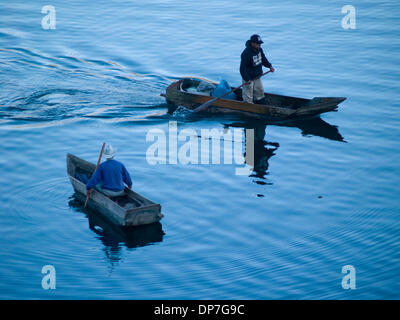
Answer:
5;177;71;224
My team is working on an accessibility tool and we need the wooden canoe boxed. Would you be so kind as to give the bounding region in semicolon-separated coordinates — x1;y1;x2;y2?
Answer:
66;153;163;227
161;78;346;119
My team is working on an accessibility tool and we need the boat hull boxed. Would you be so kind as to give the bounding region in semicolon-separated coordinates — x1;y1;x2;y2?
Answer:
163;78;346;119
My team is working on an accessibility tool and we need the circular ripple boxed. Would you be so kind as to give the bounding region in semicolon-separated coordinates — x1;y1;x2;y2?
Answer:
7;177;71;223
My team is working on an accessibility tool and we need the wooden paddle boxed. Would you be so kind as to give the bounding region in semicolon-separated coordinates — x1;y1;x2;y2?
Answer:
84;142;106;208
192;71;271;113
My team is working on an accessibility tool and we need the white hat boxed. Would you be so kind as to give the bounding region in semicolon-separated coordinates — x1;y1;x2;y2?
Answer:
103;143;116;159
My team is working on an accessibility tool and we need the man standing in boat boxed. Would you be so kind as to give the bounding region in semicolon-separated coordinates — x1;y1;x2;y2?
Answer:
240;34;275;104
86;144;132;198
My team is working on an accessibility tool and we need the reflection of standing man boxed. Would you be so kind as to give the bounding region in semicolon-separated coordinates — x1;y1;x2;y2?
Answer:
240;34;275;104
242;123;279;180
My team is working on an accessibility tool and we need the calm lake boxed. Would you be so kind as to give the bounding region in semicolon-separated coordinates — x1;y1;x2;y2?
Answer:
0;0;399;299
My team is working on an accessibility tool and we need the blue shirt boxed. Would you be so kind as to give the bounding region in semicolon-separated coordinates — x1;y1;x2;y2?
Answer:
86;159;132;191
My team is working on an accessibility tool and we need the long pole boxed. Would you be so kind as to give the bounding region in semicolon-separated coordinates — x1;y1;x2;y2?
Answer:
84;142;106;208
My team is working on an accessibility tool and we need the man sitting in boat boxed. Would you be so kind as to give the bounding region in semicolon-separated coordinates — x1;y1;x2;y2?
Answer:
86;144;132;198
240;34;275;104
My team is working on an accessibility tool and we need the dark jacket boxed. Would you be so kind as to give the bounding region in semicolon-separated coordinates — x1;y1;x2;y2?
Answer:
240;40;272;82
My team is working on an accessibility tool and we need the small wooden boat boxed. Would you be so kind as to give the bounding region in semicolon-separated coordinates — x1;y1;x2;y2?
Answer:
161;78;346;119
67;153;163;227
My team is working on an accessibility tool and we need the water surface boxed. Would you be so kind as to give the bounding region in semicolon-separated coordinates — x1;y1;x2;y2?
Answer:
0;0;399;299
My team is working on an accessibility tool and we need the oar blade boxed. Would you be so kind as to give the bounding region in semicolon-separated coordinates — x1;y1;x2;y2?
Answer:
192;99;216;113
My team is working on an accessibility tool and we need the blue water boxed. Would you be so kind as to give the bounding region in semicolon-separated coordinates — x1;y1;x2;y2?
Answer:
1;0;400;299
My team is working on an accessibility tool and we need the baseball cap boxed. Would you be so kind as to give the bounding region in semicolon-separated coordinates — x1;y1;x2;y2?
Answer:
250;34;263;44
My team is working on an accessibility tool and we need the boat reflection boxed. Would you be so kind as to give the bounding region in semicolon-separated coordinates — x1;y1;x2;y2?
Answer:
276;116;345;142
68;195;164;264
226;116;345;184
